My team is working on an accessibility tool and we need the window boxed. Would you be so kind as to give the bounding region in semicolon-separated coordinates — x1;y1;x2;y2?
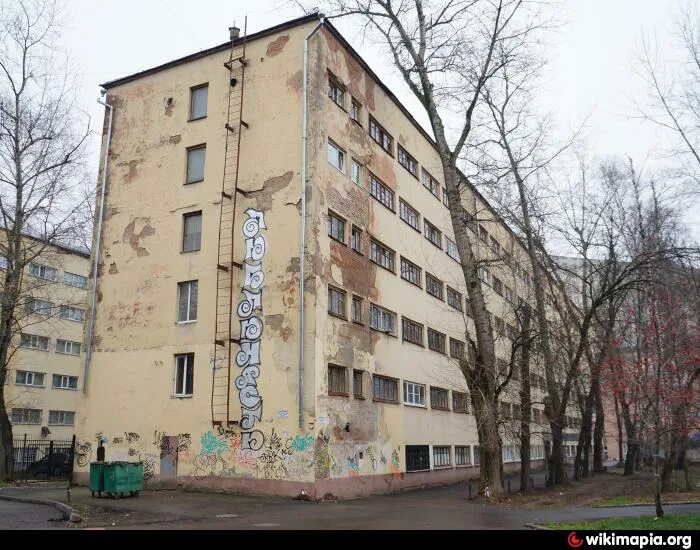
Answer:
427;328;446;353
505;286;515;303
63;272;88;289
399;199;420;231
465;299;473;317
351;159;361;184
328;286;346;318
369;173;394;210
52;374;78;390
189;84;208;120
177;280;198;322
174;353;194;397
351;296;363;324
26;298;52;316
445;237;460;262
433;446;451;467
462;208;477;233
473;446;480;465
350;225;362;253
11;408;41;425
369;304;396;335
48;410;75;425
327;140;345;173
368;116;393;154
328;211;346;243
350;98;361;123
512;403;522;420
353;370;364;398
422;169;440;199
495;317;506;337
20;333;49;351
478;225;489;244
369;239;394;272
442;188;449;207
478;266;491;285
452;391;469;413
373;375;398;402
328;75;345;108
406;445;430;472
446;287;462;311
493;277;504;296
186;145;206;184
401;317;424;346
424;220;442;248
490;236;501;255
60;305;85;322
28;263;57;281
403;381;425;406
397;145;418;177
430;387;449;410
455;446;471;466
328;365;348;395
15;370;45;387
400;257;421;287
182;212;202;252
425;273;444;300
450;338;465;359
0;255;7;269
56;339;81;355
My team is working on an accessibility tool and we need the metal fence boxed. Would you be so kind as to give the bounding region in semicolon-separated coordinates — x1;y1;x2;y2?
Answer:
8;435;75;481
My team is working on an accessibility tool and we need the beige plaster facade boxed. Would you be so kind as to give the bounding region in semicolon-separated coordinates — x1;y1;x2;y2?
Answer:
75;14;578;498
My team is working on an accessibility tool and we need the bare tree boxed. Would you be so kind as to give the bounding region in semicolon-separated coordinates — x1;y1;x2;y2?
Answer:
0;0;89;479
310;0;553;499
634;1;700;189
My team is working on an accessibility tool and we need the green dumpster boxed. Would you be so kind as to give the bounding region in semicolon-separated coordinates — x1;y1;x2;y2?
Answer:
100;461;143;498
89;462;106;497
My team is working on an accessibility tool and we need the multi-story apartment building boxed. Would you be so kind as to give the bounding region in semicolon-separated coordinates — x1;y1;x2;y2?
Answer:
3;236;90;441
74;14;574;497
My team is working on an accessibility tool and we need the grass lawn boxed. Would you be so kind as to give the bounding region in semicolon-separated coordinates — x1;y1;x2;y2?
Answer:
545;513;700;530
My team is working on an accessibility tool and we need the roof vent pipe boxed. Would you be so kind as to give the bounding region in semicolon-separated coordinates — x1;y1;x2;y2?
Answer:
229;26;240;40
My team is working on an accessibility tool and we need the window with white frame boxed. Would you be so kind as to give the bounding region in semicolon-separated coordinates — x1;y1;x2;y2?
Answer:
433;446;451;467
351;296;363;324
424;220;442;248
422;169;441;199
20;333;49;351
189;84;208;120
11;408;41;424
400;257;421;287
351;159;361;184
350;98;361;123
350;225;362;253
177;280;198;322
28;263;57;281
328;211;346;243
26;298;53;316
455;445;471;465
186;145;206;184
327;140;345;173
399;199;420;231
368;116;393;154
60;305;85;322
52;374;78;390
174;353;194;397
48;410;75;425
397;145;418;177
445;237;460;262
369;304;396;335
63;272;88;289
328;75;345;108
403;381;425;406
56;339;81;355
369;173;394;210
15;370;45;387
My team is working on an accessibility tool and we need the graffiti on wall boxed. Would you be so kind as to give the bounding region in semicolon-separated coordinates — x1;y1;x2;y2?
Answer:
256;428;293;479
76;442;92;467
236;208;267;451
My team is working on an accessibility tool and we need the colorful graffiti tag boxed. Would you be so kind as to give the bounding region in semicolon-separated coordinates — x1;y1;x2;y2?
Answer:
236;208;266;451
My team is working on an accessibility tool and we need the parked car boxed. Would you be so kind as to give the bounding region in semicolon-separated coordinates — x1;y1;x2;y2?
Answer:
26;452;71;477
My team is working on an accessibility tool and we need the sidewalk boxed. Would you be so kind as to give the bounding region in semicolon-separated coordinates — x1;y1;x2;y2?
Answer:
2;481;699;530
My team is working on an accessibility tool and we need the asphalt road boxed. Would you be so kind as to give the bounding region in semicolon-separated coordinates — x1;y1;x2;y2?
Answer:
0;500;66;530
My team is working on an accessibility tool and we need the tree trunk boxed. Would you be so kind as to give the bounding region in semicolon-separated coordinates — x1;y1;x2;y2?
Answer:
574;386;594;480
593;383;605;472
614;395;624;468
469;386;503;497
622;403;638;476
549;422;567;484
518;306;532;493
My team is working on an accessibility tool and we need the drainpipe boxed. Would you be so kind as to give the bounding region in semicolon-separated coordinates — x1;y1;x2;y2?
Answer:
83;95;113;395
299;16;325;430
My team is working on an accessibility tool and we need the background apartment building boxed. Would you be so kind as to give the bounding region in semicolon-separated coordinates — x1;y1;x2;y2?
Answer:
3;236;89;441
75;14;577;497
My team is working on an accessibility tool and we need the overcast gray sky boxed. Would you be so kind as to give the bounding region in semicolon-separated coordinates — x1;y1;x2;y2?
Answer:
63;0;697;237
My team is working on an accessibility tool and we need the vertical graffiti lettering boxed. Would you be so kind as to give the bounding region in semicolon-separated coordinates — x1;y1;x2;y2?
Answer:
237;208;266;451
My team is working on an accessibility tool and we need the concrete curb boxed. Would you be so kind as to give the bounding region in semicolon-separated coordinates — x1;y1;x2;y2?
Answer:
592;500;700;509
524;523;552;530
0;493;83;523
